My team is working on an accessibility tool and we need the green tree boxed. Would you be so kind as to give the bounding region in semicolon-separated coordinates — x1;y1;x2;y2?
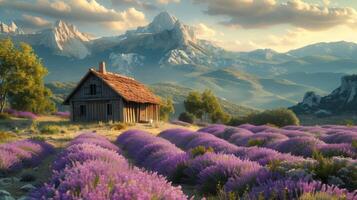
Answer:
160;97;175;121
184;91;204;119
0;38;55;113
201;90;230;123
184;90;230;123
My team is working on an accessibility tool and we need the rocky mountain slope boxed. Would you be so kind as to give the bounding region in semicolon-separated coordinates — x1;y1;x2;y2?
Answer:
291;75;357;115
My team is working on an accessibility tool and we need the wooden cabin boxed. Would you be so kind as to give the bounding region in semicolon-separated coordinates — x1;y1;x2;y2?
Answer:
63;62;161;123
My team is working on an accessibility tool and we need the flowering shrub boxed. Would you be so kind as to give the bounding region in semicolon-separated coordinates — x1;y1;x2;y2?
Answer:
273;137;326;157
5;108;38;119
248;179;355;200
53;111;70;118
31;132;187;200
0;139;54;173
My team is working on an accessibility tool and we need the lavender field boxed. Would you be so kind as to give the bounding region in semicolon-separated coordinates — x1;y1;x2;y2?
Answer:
1;124;357;199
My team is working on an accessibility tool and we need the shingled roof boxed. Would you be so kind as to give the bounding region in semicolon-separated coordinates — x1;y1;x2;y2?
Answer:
63;68;161;105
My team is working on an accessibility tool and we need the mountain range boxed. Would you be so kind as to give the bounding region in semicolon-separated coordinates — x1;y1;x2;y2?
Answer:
1;12;356;110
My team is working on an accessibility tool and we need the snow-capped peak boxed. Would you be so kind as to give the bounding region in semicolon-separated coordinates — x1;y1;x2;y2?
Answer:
126;11;179;35
0;21;24;34
149;11;178;33
52;20;92;44
39;20;93;59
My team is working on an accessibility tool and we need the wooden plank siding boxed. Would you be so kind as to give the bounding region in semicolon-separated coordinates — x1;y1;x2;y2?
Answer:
122;102;160;123
66;71;160;123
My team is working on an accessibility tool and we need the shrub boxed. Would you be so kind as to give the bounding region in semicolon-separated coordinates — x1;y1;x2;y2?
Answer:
178;112;195;124
229;108;300;127
309;151;357;190
190;146;214;158
40;125;61;134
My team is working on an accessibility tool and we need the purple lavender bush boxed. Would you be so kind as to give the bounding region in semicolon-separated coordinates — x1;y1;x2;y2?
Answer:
31;160;187;200
181;152;265;195
273;136;326;157
31;132;187;200
159;128;199;149
53;111;70;118
318;143;356;158
248;179;356;200
4;108;38;119
70;132;120;152
322;131;357;144
117;129;187;178
0;139;54;173
232;132;288;147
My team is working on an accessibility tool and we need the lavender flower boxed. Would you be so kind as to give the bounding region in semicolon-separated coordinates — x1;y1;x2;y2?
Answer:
31;132;187;200
232;132;288;147
0;139;54;172
317;143;356;158
273;137;326;157
322;131;357;144
248;179;356;200
53;111;70;118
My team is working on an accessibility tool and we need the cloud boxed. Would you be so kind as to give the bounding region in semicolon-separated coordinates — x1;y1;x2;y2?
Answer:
17;14;52;30
156;0;180;4
193;0;357;31
194;23;216;39
104;7;146;31
0;0;148;32
110;0;158;11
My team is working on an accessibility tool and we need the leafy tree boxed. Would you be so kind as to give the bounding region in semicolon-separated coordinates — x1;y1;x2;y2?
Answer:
0;38;55;113
160;97;175;121
184;90;230;123
184;91;204;119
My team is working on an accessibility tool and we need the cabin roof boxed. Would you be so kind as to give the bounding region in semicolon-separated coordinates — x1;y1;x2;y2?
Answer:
63;69;161;105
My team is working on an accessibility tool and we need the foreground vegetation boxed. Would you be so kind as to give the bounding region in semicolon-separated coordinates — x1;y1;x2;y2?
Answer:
1;113;356;199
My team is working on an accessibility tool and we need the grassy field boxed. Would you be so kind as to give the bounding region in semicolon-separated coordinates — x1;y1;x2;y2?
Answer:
0;115;199;199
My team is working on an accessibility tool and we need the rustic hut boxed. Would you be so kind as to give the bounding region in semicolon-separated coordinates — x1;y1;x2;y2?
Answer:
63;62;160;123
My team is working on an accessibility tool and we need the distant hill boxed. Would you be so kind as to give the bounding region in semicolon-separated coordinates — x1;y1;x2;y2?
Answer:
150;82;257;118
287;41;357;59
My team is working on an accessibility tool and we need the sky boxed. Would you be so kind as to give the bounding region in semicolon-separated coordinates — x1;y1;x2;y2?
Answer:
0;0;357;52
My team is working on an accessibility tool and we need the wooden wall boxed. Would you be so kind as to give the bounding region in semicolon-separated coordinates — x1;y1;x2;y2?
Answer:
72;100;122;122
123;102;159;123
68;73;160;123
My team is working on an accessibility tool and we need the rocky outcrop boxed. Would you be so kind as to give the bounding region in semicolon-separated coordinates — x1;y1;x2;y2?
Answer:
291;75;357;115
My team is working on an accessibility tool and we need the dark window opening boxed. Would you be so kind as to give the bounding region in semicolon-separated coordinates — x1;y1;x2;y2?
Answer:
80;105;86;116
90;84;97;95
107;103;112;116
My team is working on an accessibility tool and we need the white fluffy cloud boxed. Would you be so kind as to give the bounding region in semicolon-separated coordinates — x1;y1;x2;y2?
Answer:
110;0;158;10
194;23;216;39
0;0;148;32
156;0;180;4
20;14;52;28
193;0;357;30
